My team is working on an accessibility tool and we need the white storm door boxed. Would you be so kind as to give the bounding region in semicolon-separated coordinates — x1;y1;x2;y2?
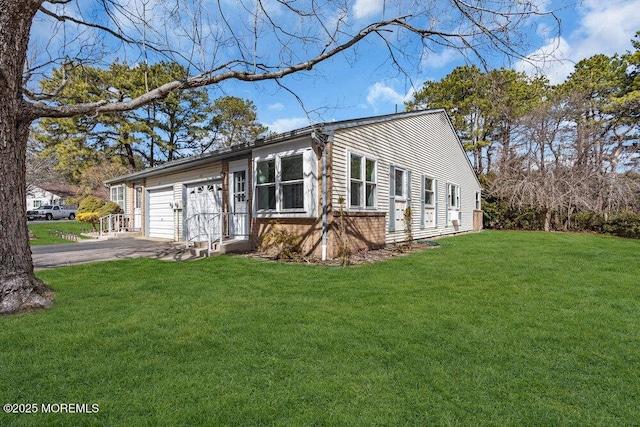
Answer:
134;186;142;231
229;169;248;238
186;182;221;242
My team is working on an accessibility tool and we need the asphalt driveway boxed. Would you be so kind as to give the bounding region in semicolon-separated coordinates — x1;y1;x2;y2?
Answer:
31;238;193;269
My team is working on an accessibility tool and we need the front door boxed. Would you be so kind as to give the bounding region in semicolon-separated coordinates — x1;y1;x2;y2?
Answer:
134;186;142;231
229;169;248;238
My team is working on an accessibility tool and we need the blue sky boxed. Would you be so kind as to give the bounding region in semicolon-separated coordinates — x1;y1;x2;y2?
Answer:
241;0;640;133
30;0;640;135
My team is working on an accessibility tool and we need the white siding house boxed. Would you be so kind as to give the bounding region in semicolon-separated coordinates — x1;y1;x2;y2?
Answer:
106;109;482;258
26;184;78;210
328;110;481;243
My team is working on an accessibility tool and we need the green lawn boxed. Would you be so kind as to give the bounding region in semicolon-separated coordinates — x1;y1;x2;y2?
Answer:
28;221;92;245
1;231;639;426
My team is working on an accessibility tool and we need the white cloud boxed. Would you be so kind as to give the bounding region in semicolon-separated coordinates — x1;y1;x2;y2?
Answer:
353;0;384;20
518;0;640;84
266;117;310;134
366;82;414;111
516;36;574;85
572;0;640;58
423;48;459;69
268;103;285;111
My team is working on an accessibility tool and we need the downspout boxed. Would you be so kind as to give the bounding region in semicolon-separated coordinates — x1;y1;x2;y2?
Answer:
312;130;329;261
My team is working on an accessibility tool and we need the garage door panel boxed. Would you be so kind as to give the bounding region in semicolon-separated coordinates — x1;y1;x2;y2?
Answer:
148;188;175;239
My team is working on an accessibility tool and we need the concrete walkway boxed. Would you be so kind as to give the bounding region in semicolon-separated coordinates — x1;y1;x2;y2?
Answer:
32;238;198;270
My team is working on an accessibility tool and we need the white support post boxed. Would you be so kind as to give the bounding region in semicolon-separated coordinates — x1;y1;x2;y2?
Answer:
219;212;223;250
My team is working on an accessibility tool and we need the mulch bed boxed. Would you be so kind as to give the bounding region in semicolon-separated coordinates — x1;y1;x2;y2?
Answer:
246;240;440;266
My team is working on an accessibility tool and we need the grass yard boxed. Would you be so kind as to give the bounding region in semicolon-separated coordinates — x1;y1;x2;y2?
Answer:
1;231;639;426
28;221;92;246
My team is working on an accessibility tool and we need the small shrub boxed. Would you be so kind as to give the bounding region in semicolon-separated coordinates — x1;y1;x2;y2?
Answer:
77;196;111;231
258;221;302;260
76;212;101;226
336;196;351;266
571;211;606;233
403;206;413;245
98;201;123;217
482;198;545;231
605;211;640;239
77;196;105;214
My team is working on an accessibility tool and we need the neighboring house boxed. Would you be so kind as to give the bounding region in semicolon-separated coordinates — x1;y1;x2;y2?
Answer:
105;109;483;259
26;184;78;210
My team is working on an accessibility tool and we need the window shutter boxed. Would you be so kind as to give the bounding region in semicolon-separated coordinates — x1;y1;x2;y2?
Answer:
445;183;450;225
434;179;438;228
406;170;412;205
420;175;425;229
406;170;412;230
388;165;395;232
458;187;462;225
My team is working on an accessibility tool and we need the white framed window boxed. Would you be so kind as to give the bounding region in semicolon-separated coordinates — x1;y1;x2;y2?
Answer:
256;159;276;210
254;148;315;216
135;186;142;209
475;191;481;210
394;167;406;199
424;176;435;208
349;152;377;209
110;185;126;209
33;200;42;208
448;183;460;209
280;154;304;210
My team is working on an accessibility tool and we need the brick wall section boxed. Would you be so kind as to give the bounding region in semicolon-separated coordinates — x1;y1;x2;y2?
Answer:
251;217;322;256
251;212;387;259
331;211;387;256
473;210;483;231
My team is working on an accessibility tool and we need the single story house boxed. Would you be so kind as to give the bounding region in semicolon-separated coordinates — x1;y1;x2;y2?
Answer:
105;109;483;259
26;184;78;210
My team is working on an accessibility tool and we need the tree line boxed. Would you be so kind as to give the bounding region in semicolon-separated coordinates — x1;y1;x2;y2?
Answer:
29;61;267;197
407;32;640;236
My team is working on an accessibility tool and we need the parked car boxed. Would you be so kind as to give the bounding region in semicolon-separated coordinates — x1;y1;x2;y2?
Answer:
27;205;77;221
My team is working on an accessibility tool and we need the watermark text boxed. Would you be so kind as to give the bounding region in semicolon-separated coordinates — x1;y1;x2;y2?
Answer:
3;403;99;414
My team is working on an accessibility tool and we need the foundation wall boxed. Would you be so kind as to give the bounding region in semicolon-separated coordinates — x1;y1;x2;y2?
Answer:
251;211;387;259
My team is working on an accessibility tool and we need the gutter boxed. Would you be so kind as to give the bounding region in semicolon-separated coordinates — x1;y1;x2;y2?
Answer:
312;129;330;261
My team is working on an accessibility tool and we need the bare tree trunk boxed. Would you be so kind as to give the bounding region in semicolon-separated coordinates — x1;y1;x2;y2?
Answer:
544;209;552;232
0;0;54;314
124;139;137;169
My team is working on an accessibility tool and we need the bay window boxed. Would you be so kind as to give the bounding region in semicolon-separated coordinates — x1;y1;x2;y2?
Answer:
255;151;312;214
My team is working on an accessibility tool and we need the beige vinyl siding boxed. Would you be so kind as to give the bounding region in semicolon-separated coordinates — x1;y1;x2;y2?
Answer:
144;162;224;241
331;111;481;243
125;183;135;216
145;162;223;198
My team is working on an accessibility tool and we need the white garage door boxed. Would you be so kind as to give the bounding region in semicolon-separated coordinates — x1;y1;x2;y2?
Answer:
148;187;175;239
